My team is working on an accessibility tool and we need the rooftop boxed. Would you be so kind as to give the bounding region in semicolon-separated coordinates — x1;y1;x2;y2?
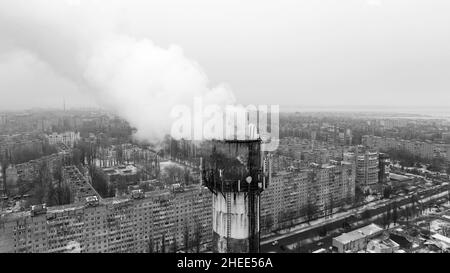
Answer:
431;233;450;246
334;224;383;244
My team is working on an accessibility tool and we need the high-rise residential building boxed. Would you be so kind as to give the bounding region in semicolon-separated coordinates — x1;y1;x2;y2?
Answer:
378;153;391;185
260;170;310;232
344;151;379;192
0;185;212;253
260;160;355;234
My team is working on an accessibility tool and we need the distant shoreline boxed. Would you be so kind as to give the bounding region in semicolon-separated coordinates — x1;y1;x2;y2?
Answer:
279;105;450;119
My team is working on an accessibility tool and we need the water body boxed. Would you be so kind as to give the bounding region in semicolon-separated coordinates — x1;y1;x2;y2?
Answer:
280;105;450;121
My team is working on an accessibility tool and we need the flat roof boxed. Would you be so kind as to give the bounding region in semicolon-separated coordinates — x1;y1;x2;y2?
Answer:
334;224;383;244
369;238;399;249
431;234;450;245
389;173;411;181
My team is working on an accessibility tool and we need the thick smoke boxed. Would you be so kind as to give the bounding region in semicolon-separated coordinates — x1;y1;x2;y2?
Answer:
0;0;236;141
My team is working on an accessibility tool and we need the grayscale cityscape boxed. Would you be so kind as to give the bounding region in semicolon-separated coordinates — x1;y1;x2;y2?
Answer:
1;0;450;258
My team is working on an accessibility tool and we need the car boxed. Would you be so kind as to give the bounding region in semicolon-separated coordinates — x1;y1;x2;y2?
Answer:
85;196;99;207
31;204;47;216
271;241;279;246
131;189;145;199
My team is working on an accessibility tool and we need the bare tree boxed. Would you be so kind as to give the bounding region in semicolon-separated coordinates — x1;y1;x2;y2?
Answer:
193;217;202;253
1;151;9;196
392;202;398;225
173;234;178;253
161;233;166;253
147;237;154;253
183;221;190;252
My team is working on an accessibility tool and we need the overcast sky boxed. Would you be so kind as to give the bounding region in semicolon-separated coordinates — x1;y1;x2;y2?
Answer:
1;0;450;111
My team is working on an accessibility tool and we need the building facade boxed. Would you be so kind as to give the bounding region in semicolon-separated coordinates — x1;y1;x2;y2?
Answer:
344;151;379;192
260;160;355;234
47;132;80;148
0;185;212;253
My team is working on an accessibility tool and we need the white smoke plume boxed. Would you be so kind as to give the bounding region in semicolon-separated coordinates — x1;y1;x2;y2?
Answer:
0;0;236;141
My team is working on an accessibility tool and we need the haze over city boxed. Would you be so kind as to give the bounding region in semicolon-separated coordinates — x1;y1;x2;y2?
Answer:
1;0;450;112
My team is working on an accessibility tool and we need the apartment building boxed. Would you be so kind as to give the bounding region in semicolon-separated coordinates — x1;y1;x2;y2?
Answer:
0;134;45;156
14;152;67;182
362;135;443;160
63;165;99;203
46;132;80;148
309;161;356;214
344;151;379;191
260;170;310;232
0;185;212;253
260;160;355;234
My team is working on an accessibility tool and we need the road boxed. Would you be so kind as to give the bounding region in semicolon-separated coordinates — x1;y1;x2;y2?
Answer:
261;184;449;253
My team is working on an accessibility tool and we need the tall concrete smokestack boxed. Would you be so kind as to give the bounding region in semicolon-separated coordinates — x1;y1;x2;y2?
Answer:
202;138;265;253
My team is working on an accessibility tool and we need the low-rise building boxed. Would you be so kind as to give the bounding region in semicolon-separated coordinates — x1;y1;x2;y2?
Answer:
332;224;384;253
366;237;400;253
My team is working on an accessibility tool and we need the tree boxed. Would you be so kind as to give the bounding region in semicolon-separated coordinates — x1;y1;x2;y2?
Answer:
161;233;166;253
35;161;52;204
428;157;445;172
71;148;83;167
173;234;178;253
410;194;418;217
306;200;318;223
405;206;411;223
115;145;124;165
383;186;392;199
161;165;184;185
362;209;372;220
263;215;274;231
193;217;202;253
319;226;328;237
116;177;128;195
392;202;398;225
354;186;365;206
17;178;28;196
90;166;110;197
147;237;154;253
184;167;191;185
383;204;392;228
183;222;190;252
328;194;334;217
1;152;9;196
